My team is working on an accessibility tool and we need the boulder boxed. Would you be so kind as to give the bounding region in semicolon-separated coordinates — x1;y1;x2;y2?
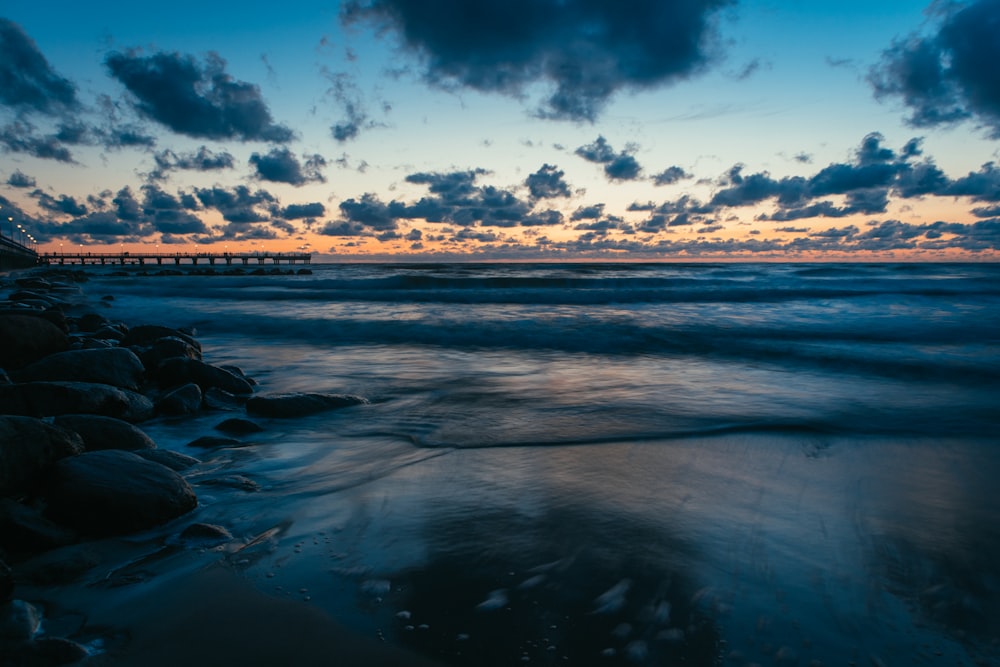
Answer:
0;314;69;370
75;312;111;333
0;599;39;642
186;436;243;449
121;325;201;353
246;393;367;418
214;418;263;435
43;450;197;536
136;449;200;471
13;348;145;391
0;498;77;554
0;416;84;498
135;336;202;370
1;559;11;603
0;382;155;423
157;383;203;416
157;358;254;395
52;415;156;452
203;387;247;411
179;522;232;544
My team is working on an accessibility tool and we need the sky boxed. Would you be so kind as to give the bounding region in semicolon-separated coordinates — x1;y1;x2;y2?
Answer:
2;0;1000;260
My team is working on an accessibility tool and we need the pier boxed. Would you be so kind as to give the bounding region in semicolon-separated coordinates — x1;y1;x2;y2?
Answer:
41;251;312;267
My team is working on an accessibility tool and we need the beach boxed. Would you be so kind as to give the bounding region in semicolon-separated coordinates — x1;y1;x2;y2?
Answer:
2;262;999;666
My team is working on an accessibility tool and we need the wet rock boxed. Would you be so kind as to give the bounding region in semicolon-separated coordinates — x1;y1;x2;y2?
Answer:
10;636;90;666
92;325;126;342
52;414;156;452
0;599;40;642
75;312;111;333
0;382;155;423
0;416;84;498
186;435;243;449
136;449;200;471
214;418;263;435
158;382;203;416
44;450;198;536
135;336;202;370
0;499;78;554
157;358;254;395
16;545;102;586
121;324;201;353
12;348;145;391
203;387;247;411
179;522;232;544
13;278;51;291
0;314;69;370
246;392;367;418
0;560;11;603
197;475;260;492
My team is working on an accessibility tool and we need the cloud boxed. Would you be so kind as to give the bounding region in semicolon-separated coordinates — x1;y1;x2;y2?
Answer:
152;146;235;179
6;170;36;188
341;0;734;121
870;0;1000;137
282;202;326;220
575;136;643;181
0;19;79;114
249;148;327;185
525;163;571;199
31;189;87;216
652;166;691;186
325;70;382;142
194;185;277;223
105;50;293;142
0;121;74;162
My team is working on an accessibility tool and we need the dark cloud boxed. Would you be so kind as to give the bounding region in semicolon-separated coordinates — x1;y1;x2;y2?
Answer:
105;50;293;142
152;146;234;178
870;0;1000;137
525;163;571;199
571;203;605;220
249;148;326;185
194;185;277;223
282;202;326;219
337;193;400;232
325;70;381;142
575;136;643;181
0;122;74;161
0;19;79;114
652;166;691;186
31;189;87;216
6;170;36;188
341;0;734;121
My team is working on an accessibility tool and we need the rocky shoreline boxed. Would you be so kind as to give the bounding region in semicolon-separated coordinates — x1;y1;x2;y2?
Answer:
0;268;364;666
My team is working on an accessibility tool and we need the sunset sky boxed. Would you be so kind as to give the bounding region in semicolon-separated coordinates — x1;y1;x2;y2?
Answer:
2;0;1000;259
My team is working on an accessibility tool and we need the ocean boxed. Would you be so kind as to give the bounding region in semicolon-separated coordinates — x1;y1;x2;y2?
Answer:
35;262;1000;665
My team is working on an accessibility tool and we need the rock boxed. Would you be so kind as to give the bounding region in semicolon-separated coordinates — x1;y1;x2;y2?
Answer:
9;637;90;665
0;369;11;385
157;358;254;395
157;383;203;416
75;312;111;333
203;387;247;411
12;348;145;391
214;418;263;435
0;382;155;423
16;545;102;586
121;325;201;353
0;416;84;498
136;449;200;471
13;278;51;291
52;415;156;452
246;393;367;418
196;475;260;492
0;599;40;642
0;499;78;554
135;336;201;370
179;523;232;544
93;325;126;342
186;436;243;449
0;314;69;370
0;560;11;603
44;450;197;536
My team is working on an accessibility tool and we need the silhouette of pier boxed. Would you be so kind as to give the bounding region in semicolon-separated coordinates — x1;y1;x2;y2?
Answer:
42;251;312;267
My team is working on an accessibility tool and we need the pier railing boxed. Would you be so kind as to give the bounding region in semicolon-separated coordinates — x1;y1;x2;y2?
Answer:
41;251;312;267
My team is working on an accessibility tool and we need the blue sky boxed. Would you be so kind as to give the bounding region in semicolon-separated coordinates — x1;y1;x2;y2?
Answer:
2;0;999;259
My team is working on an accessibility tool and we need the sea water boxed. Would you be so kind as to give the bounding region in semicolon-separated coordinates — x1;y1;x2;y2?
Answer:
73;262;1000;665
